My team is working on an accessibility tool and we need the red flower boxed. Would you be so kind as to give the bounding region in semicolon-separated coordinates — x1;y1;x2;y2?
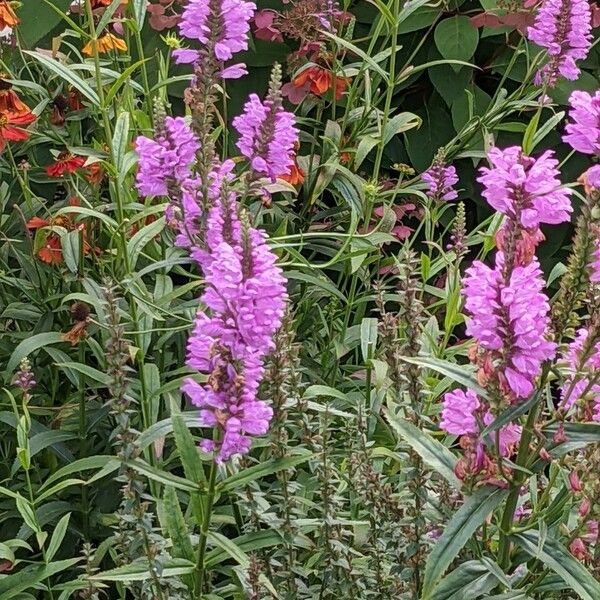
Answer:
0;110;36;151
46;152;86;177
85;161;105;185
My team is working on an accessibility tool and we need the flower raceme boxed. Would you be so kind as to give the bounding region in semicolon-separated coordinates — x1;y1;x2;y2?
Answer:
174;0;255;78
232;89;299;182
463;258;556;400
527;0;592;85
477;146;572;230
561;328;600;421
563;90;600;156
135;116;200;197
182;201;288;462
422;160;459;201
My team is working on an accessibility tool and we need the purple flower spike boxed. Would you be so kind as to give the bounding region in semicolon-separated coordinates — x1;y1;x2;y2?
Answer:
422;162;459;201
527;0;592;85
232;93;299;182
563;90;600;155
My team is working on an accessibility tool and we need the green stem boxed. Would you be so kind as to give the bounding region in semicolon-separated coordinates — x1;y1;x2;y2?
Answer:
195;461;217;594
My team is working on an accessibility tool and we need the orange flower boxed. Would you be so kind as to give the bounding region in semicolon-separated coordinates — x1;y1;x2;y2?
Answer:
281;159;305;185
82;33;128;56
62;321;88;345
293;65;351;100
46;152;87;177
85;161;105;185
0;110;36;151
92;0;127;6
0;89;32;116
0;1;19;29
38;235;63;265
68;88;83;111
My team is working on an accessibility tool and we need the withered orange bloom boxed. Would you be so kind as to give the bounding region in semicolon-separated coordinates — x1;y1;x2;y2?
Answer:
293;66;351;100
82;33;128;57
0;88;33;117
0;110;36;151
0;1;19;29
37;235;63;265
46;152;86;177
281;159;305;186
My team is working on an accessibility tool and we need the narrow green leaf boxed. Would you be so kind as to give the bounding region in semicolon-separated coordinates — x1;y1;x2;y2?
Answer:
386;410;460;489
360;318;378;363
127;217;166;267
46;513;71;562
218;452;313;492
303;385;348;402
96;0;124;35
90;558;194;581
132;0;148;29
0;559;80;599
163;487;194;562
512;530;600;600
40;455;115;492
112;112;130;181
125;459;200;492
23;51;100;107
54;362;111;386
7;332;65;373
400;355;489;400
421;486;509;598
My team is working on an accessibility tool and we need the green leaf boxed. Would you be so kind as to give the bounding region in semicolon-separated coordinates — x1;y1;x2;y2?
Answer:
112;112;131;181
360;318;378;363
6;332;64;373
303;385;348;402
434;17;479;72
421;486;509;598
96;0;125;35
0;559;80;599
430;560;499;600
23;51;100;107
218;452;313;492
386;411;460;489
480;392;539;437
172;412;207;488
90;558;194;581
204;530;289;568
163;487;194;562
132;0;149;29
54;362;111;386
382;112;422;145
399;355;489;400
127;217;166;267
40;455;116;492
60;230;80;274
322;32;390;83
513;530;600;600
125;459;200;492
22;0;75;45
46;513;71;562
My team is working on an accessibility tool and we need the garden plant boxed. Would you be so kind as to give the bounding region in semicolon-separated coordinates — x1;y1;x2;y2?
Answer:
1;0;600;598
